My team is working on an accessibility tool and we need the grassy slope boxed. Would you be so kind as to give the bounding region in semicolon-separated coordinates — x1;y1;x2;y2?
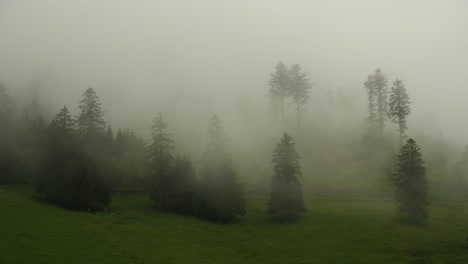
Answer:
1;186;468;264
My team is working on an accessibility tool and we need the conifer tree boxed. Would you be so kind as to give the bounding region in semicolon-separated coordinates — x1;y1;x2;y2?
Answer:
289;64;312;134
269;62;290;123
198;115;245;222
394;138;428;224
147;113;175;207
267;133;306;219
37;106;110;211
76;87;106;138
388;79;411;146
364;68;388;137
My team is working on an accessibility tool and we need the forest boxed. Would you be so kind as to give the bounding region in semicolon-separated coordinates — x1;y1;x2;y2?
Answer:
2;1;468;263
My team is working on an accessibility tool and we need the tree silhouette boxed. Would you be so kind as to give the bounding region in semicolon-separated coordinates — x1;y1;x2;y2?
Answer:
394;138;428;224
267;133;306;220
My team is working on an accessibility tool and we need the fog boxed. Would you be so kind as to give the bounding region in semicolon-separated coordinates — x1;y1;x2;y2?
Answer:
1;0;468;179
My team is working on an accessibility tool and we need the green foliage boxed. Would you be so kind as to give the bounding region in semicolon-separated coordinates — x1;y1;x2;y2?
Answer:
364;68;388;137
76;87;107;137
147;113;175;205
36;106;111;211
289;64;312;132
163;156;198;214
112;129;147;190
269;62;290;121
267;133;306;219
198;115;245;222
268;62;312;133
388;79;411;145
394;138;428;224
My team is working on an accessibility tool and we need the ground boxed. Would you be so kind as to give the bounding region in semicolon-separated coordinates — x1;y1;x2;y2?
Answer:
1;185;468;263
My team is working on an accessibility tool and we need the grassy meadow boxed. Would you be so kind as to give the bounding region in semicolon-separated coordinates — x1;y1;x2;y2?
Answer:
2;185;468;263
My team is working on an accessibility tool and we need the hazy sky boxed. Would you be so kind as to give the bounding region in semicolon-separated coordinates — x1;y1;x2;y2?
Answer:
0;0;467;141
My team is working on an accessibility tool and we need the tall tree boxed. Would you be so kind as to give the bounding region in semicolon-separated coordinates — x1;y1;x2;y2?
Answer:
289;64;312;134
0;85;15;184
452;145;468;196
394;138;428;224
388;79;411;146
50;106;75;133
267;133;306;219
147;113;175;207
76;87;106;137
364;68;388;137
37;106;110;211
269;62;290;123
0;84;12;124
198;115;245;222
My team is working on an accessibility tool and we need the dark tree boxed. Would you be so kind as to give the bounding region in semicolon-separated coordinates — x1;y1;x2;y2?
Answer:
388;79;411;146
452;145;468;196
0;84;12;124
364;68;388;137
269;62;290;123
198;115;245;222
267;133;306;219
147;113;175;207
394;138;428;224
76;87;106;137
36;106;110;211
289;64;312;134
113;129;147;190
0;85;15;184
166;155;198;214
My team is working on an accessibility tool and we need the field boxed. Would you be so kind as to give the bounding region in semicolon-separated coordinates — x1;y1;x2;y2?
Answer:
2;185;468;263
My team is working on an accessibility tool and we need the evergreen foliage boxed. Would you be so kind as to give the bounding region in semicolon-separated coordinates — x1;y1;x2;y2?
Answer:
364;68;388;137
198;115;245;222
147;113;175;206
289;64;312;134
388;79;411;146
36;106;111;211
269;62;290;122
76;87;107;138
394;138;428;224
267;133;306;219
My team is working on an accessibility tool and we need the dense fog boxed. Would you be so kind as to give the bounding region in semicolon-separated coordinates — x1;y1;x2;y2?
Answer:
1;0;468;198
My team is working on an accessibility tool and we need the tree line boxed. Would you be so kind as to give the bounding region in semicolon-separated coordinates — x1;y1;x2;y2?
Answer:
3;63;462;225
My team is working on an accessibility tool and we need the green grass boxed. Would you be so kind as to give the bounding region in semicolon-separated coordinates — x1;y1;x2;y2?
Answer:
2;185;468;263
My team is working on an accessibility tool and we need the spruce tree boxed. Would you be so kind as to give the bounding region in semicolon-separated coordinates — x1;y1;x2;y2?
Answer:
267;133;306;219
364;68;388;137
76;87;106;138
0;85;15;184
198;115;245;222
394;138;428;224
147;113;175;207
388;79;411;146
269;62;290;123
37;106;110;211
289;64;312;135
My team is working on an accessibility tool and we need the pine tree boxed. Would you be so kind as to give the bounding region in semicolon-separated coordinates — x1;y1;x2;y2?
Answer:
364;69;388;137
0;84;12;124
50;106;75;133
452;145;468;196
76;87;106;138
267;133;306;219
147;113;175;207
167;155;198;214
37;106;110;211
269;62;290;123
394;138;428;224
388;79;411;146
289;64;312;135
0;85;15;184
198;115;245;222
